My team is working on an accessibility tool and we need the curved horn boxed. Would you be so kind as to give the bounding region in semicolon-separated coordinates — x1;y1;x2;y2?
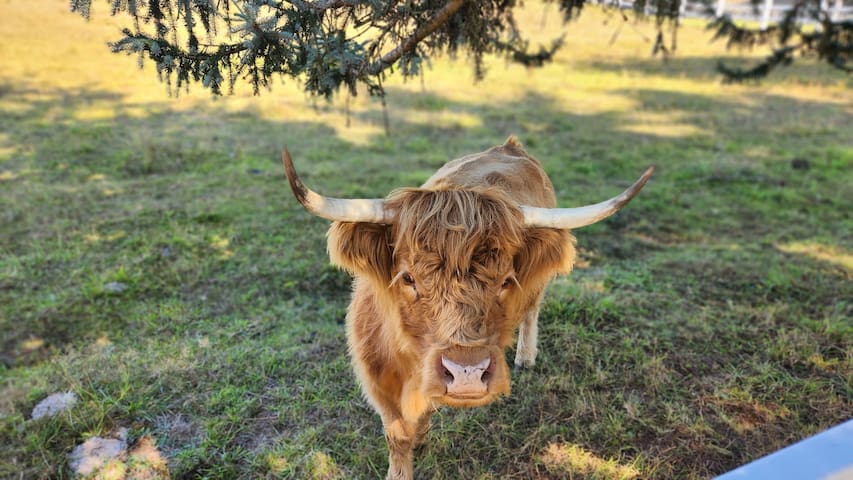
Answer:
282;148;391;224
520;166;655;229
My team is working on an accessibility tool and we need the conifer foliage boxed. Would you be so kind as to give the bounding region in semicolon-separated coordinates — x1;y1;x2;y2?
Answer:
709;0;852;81
70;0;849;98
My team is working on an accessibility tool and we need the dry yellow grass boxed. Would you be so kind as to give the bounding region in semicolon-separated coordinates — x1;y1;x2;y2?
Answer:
1;0;848;148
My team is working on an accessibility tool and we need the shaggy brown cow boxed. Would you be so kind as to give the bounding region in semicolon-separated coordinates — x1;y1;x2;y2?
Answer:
282;137;653;479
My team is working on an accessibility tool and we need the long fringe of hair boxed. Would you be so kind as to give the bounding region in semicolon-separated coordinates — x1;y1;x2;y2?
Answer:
386;188;525;274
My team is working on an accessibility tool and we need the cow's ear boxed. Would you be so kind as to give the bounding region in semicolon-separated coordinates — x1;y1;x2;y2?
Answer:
327;222;394;284
514;229;576;293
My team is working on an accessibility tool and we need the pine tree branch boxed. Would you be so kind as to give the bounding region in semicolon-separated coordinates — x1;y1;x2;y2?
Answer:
70;0;851;96
363;0;467;76
491;35;566;67
287;0;362;13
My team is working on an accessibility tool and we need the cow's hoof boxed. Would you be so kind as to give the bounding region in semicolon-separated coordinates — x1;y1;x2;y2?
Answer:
386;465;413;480
513;360;535;371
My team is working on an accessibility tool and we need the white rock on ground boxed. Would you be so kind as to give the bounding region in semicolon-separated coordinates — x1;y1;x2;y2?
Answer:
103;281;128;293
31;391;78;420
68;428;128;477
67;428;170;479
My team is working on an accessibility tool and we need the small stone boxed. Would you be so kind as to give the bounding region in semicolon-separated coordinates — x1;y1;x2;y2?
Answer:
67;430;170;478
68;434;128;476
31;391;78;420
104;281;128;293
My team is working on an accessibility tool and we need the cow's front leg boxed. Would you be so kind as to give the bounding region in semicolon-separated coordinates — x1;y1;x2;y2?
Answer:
384;379;431;479
413;410;433;448
384;411;433;478
515;291;545;368
383;418;415;480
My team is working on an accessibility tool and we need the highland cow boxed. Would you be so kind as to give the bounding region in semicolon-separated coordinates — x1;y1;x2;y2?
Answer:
282;137;653;479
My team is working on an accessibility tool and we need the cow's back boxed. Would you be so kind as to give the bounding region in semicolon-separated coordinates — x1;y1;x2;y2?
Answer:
421;136;557;208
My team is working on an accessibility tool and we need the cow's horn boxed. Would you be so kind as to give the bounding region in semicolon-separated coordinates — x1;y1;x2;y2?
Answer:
282;148;391;224
520;166;655;229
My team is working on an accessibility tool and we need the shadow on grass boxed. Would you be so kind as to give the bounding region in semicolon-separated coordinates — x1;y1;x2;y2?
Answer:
1;78;850;478
577;54;853;84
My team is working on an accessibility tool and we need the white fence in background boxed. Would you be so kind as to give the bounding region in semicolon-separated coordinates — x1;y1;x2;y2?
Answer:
610;0;853;29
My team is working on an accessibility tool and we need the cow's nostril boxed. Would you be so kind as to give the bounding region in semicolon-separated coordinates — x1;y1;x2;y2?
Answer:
480;369;490;383
442;366;454;383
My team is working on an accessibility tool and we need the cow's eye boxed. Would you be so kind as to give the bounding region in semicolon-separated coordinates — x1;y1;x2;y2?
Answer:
402;272;416;287
501;276;515;289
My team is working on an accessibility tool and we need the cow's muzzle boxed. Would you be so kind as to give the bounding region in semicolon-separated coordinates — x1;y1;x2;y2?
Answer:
427;346;510;406
440;355;493;398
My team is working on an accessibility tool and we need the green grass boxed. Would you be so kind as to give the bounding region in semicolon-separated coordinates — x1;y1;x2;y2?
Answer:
1;0;851;478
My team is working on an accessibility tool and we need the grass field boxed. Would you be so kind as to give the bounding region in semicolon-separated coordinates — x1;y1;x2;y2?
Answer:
1;1;851;478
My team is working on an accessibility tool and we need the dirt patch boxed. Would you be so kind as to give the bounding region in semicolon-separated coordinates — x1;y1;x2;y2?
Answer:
154;413;201;459
235;405;284;453
698;396;791;434
125;436;169;480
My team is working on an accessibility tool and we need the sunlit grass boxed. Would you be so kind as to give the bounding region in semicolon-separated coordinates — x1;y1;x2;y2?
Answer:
777;241;853;272
619;111;709;137
1;0;849;143
540;443;642;479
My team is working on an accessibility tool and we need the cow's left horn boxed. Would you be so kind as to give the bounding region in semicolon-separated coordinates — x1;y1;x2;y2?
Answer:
520;166;655;229
282;148;391;224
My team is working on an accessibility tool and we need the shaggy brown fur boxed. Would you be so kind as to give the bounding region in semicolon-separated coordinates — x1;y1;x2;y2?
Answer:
324;137;576;479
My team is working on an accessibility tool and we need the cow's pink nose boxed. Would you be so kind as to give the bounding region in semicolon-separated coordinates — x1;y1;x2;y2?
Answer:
440;355;491;397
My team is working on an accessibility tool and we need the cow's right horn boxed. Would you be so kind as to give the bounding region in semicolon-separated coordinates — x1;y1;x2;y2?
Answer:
282;148;391;224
